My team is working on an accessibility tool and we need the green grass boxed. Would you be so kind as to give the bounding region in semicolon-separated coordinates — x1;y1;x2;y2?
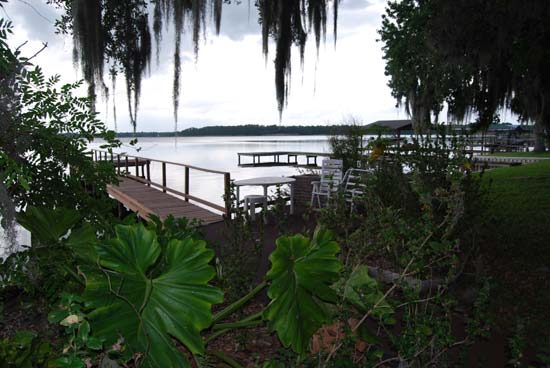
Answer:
488;151;550;157
483;160;550;255
479;160;550;349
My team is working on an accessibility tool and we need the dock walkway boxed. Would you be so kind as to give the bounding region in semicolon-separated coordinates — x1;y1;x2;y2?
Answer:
92;149;230;225
108;177;223;225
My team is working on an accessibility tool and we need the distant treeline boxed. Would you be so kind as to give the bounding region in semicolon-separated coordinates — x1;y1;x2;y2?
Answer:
111;123;526;138
114;124;380;137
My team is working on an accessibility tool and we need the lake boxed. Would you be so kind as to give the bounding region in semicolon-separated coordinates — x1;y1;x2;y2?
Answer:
90;136;333;207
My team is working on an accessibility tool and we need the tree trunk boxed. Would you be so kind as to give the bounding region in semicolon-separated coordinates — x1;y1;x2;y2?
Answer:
533;121;546;153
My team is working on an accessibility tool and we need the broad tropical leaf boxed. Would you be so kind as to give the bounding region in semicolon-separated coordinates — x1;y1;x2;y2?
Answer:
263;227;342;354
83;224;223;367
344;266;394;318
66;223;99;262
18;206;80;245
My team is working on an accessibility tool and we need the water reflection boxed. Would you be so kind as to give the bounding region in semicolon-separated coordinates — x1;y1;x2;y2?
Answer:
90;136;332;206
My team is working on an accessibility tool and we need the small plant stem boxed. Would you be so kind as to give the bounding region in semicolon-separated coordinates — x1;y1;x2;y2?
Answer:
63;265;85;286
325;232;433;363
206;311;263;344
208;350;244;368
212;319;263;331
212;281;267;323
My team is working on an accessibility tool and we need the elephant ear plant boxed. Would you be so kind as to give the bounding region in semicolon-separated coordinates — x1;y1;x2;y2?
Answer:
264;227;343;354
76;223;343;366
82;224;223;367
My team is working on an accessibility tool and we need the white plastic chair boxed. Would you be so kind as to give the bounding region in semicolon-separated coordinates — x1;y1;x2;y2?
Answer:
243;194;267;223
342;168;370;213
310;159;344;209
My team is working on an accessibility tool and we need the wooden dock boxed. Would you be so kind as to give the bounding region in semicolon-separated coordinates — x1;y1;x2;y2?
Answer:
92;149;231;225
108;177;223;225
237;151;332;168
472;155;550;170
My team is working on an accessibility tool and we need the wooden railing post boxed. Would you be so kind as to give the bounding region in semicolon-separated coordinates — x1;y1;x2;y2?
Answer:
125;156;129;175
135;157;139;177
184;167;190;202
94;150;98;161
117;154;121;175
146;161;151;186
224;172;231;217
162;162;167;193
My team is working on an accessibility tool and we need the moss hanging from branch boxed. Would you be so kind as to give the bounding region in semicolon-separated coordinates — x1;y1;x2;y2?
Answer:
257;0;337;117
380;0;550;139
54;0;339;127
71;0;105;108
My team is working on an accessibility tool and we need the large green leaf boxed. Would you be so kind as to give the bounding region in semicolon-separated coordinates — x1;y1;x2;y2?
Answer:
65;222;99;262
83;224;223;367
344;265;394;318
263;227;343;355
17;206;81;245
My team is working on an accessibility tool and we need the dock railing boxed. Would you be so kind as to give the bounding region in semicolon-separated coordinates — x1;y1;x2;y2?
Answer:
90;148;232;216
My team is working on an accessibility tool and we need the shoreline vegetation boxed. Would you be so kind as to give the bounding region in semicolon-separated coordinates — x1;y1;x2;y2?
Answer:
111;122;524;138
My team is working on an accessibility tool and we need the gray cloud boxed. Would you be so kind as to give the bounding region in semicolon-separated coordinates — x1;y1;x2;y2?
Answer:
3;1;64;47
218;2;260;41
339;0;385;33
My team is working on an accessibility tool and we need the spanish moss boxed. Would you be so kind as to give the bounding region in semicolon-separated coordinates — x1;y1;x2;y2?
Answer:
380;0;550;140
257;0;337;117
71;0;104;108
55;0;339;128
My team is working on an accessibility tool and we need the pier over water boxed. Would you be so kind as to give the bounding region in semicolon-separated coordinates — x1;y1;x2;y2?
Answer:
91;149;231;225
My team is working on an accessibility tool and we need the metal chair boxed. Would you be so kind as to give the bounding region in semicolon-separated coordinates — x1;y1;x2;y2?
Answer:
310;159;344;209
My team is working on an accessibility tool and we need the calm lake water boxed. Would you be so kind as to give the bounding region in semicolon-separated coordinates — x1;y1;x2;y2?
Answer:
90;136;332;207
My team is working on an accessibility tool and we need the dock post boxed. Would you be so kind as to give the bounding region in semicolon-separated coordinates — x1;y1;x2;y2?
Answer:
135;157;139;177
125;156;129;174
238;154;241;166
146;161;151;186
117;155;121;175
162;162;167;193
224;172;231;218
184;167;190;202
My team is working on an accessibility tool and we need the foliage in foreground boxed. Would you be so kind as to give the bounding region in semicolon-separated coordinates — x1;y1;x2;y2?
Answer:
6;205;343;367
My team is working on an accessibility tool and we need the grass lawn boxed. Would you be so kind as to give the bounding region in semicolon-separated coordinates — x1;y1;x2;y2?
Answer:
479;160;550;355
489;151;550;158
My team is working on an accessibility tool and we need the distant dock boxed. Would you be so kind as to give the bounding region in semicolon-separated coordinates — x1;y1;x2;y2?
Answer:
237;151;332;168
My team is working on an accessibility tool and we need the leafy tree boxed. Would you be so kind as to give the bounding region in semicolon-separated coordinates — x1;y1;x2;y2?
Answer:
329;119;367;172
0;14;120;246
48;0;340;128
379;0;550;150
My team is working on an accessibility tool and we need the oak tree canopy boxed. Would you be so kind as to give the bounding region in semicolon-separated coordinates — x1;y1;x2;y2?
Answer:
379;0;550;150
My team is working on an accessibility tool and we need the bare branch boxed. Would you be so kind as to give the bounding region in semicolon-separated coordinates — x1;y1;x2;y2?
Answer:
24;42;48;63
15;0;54;24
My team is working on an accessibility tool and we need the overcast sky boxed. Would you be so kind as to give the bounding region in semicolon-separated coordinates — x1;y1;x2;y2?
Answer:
3;0;419;132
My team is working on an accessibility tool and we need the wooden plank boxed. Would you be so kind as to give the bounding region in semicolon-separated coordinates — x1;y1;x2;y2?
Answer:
108;176;222;225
